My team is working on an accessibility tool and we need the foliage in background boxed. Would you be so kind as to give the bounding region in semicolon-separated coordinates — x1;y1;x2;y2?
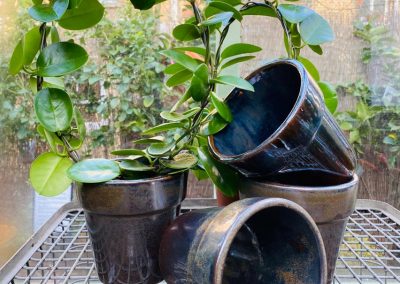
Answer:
67;8;172;152
335;18;400;168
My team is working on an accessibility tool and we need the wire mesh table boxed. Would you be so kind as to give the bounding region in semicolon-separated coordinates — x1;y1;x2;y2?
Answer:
1;199;400;284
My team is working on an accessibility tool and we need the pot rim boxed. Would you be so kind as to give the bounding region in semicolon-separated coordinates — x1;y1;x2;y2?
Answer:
208;59;309;161
83;172;185;186
212;198;327;284
242;173;359;193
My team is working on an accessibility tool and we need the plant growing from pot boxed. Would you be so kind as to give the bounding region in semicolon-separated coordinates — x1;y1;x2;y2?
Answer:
10;0;341;283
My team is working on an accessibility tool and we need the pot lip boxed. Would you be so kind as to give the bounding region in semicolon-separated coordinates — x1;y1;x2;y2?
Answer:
83;172;184;186
241;173;359;193
213;197;327;284
208;59;308;162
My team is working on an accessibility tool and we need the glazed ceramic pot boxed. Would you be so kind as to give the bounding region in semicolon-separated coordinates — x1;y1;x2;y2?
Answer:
159;198;327;284
208;59;356;179
239;172;359;283
78;173;187;284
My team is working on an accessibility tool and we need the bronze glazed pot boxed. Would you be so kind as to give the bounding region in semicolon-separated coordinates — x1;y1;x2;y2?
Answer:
77;173;187;284
159;198;327;284
209;59;356;179
239;172;359;283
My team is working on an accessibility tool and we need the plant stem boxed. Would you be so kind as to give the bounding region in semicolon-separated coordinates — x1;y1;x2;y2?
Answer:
37;22;81;163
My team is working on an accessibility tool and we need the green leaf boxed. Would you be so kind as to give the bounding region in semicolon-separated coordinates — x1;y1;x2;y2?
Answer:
58;0;104;30
43;128;67;155
171;89;192;112
143;122;183;135
147;143;174;156
161;153;198;169
309;44;323;55
241;5;275;17
129;0;164;10
277;4;314;23
200;12;234;27
211;75;254;91
318;81;338;114
9;26;41;75
161;107;200;122
111;149;146;156
298;56;320;81
172;24;201;41
68;159;121;183
74;107;86;141
208;1;242;21
340;122;352;131
349;130;360;144
29;0;69;22
166;69;193;87
133;136;164;144
221;43;262;59
143;96;154;107
221;55;255;69
211;92;232;122
30;152;73;196
190;64;209;101
201;114;228;136
119;160;154;172
50;26;60;43
37;42;88;77
174;46;207;57
197;146;239;197
34;88;73;132
299;13;335;45
160;50;199;72
164;63;186;75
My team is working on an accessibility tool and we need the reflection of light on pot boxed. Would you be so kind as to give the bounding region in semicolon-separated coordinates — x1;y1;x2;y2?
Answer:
0;224;17;246
160;198;327;284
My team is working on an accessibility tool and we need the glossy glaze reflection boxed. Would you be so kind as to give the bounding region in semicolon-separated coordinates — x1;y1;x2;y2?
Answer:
209;59;356;178
159;198;327;284
239;172;359;283
78;173;187;284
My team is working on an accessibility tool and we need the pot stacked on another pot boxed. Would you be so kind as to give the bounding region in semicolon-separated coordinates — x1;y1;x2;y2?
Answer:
208;59;359;284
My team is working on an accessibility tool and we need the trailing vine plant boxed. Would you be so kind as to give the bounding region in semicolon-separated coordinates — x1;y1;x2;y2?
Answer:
9;0;105;196
68;0;337;197
11;0;336;197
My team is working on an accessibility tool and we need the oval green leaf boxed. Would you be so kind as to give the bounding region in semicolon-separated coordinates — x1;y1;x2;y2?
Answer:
211;92;232;122
147;143;174;156
201;114;228;136
298;56;320;82
241;5;275;17
67;159;121;183
164;63;187;75
211;75;254;92
111;149;146;156
299;13;335;45
160;50;199;72
173;24;201;41
29;0;69;22
134;136;165;144
200;12;234;27
208;1;242;21
221;43;262;59
277;4;314;23
166;69;193;87
221;55;255;70
119;160;154;172
161;107;200;122
58;0;104;30
37;42;89;77
143;122;183;135
30;152;73;197
160;153;198;170
34;88;73;132
319;81;338;114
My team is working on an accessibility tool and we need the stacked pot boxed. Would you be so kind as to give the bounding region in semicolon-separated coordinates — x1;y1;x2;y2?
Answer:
207;59;358;284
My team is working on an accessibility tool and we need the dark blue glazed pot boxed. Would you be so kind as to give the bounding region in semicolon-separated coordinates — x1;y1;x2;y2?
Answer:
78;173;187;284
159;198;327;284
208;59;356;178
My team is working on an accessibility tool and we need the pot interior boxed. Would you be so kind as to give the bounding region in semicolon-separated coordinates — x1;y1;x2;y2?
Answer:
213;62;301;156
262;170;354;187
222;206;323;283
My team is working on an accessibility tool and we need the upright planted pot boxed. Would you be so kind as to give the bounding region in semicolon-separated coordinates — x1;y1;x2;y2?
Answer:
78;173;187;284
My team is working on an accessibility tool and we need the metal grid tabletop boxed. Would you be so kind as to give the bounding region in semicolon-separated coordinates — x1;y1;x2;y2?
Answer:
1;200;400;284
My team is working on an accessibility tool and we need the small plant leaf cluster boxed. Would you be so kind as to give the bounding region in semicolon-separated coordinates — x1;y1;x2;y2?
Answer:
11;0;337;197
9;0;105;196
